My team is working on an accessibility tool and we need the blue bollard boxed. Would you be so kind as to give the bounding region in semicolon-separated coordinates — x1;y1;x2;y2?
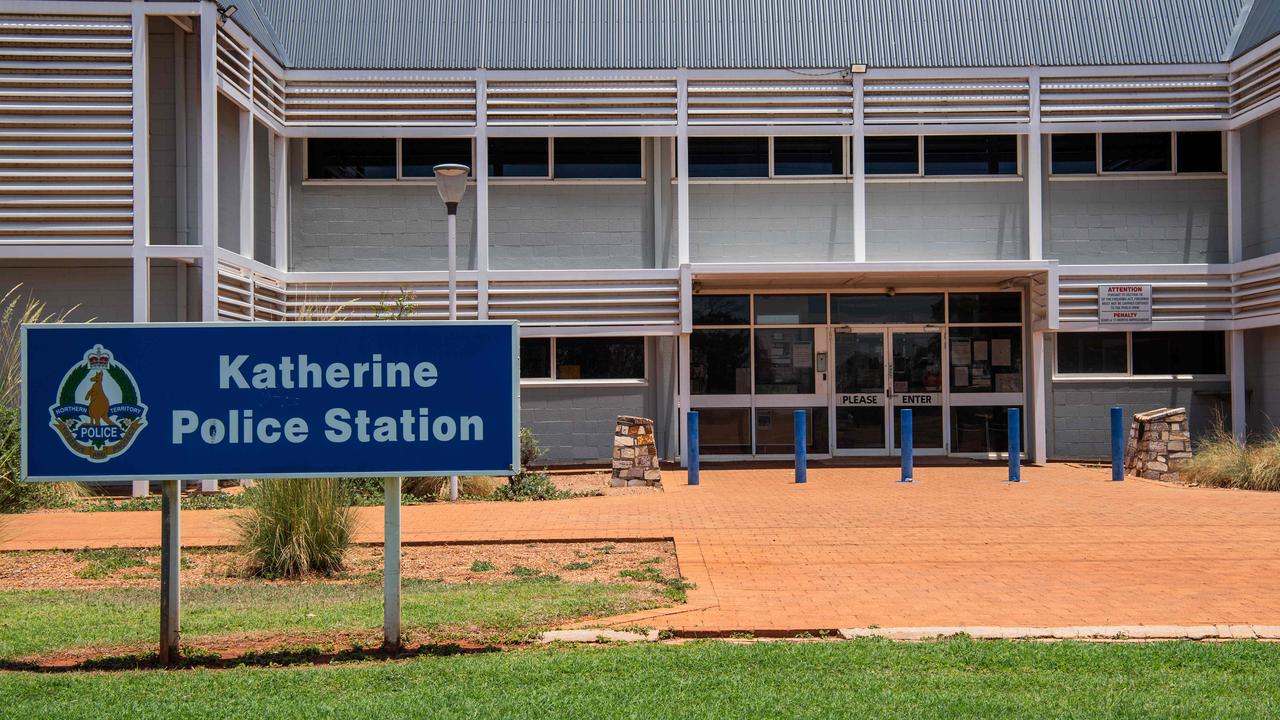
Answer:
1007;407;1021;482
687;410;700;486
1111;406;1124;481
899;408;914;483
794;409;807;484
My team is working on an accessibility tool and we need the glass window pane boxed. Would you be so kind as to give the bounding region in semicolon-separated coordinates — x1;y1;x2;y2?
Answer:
948;292;1022;324
694;407;751;454
831;293;944;324
692;295;750;325
754;294;826;325
691;329;751;395
1177;132;1222;173
306;139;396;179
555;337;644;379
923;135;1017;176
949;327;1023;393
755;408;828;454
1051;134;1096;175
836;407;885;449
402;138;472;177
1101;133;1171;173
951;406;1022;453
520;338;551;379
893;406;943;449
774;136;842;175
834;332;884;394
1131;331;1225;375
1056;333;1127;374
489;138;549;177
864;136;919;175
554;138;642;178
689;137;768;177
754;329;815;394
892;333;943;393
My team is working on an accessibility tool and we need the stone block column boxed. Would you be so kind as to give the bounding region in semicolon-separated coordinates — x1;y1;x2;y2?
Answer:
612;415;661;487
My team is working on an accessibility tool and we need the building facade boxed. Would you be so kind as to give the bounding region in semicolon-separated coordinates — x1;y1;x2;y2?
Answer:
6;0;1280;467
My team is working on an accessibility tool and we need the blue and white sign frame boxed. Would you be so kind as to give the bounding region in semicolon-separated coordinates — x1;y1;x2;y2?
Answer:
21;321;521;482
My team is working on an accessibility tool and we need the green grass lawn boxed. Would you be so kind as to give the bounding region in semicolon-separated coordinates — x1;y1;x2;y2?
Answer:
0;639;1277;719
0;579;661;658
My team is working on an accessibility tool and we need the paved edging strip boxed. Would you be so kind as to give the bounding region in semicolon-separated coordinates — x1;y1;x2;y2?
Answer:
837;625;1280;641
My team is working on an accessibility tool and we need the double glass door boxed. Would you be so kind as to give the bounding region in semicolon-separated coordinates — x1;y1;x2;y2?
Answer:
832;328;944;455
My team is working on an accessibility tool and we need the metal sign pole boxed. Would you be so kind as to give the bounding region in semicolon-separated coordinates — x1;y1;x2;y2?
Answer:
383;476;402;651
159;479;181;665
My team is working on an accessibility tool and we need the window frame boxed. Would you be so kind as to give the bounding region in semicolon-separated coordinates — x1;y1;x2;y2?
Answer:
1048;131;1226;180
301;137;647;186
519;336;648;387
1052;331;1229;380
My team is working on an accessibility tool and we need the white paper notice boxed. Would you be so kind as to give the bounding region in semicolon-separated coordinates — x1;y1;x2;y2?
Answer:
954;366;970;387
974;341;989;362
950;339;972;366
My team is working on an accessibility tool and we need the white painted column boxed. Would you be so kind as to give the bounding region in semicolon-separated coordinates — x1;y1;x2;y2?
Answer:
852;76;866;262
676;70;690;266
1027;69;1043;261
678;333;692;467
1031;331;1048;464
129;3;151;498
1228;129;1246;442
475;74;490;319
272;134;288;270
199;6;218;322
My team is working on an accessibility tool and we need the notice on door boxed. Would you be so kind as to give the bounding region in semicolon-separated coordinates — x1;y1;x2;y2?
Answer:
1098;284;1152;324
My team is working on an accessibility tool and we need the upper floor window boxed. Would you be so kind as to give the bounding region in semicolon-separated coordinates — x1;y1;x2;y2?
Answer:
306;139;396;180
774;137;843;176
553;137;642;179
863;135;1018;177
402;138;472;178
690;137;768;177
1050;132;1221;176
1055;330;1226;377
489;138;549;177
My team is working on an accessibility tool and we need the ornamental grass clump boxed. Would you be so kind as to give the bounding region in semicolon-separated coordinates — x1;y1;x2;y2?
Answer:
1178;425;1280;491
234;478;355;578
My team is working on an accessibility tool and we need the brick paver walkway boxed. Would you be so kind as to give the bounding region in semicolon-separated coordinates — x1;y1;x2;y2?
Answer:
6;463;1280;632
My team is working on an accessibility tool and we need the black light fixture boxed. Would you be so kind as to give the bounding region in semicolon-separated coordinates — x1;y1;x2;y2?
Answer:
217;4;238;24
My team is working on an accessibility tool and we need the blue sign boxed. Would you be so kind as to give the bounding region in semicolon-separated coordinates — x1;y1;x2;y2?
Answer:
22;321;520;482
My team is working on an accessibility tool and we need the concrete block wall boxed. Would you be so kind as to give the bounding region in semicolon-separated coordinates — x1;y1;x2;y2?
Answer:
489;184;651;270
288;141;477;271
216;95;240;252
1045;178;1227;264
1046;333;1229;459
146;21;199;247
522;385;649;463
1244;327;1280;436
690;183;854;262
866;181;1028;261
1243;113;1280;260
0;264;133;322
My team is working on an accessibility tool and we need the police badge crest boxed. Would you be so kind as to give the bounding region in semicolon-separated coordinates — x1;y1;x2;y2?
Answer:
48;345;147;462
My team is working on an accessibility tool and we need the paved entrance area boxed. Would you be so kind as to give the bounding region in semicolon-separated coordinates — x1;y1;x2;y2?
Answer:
6;463;1280;633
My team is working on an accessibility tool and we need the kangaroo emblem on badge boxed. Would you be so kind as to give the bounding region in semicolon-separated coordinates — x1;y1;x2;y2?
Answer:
49;345;148;462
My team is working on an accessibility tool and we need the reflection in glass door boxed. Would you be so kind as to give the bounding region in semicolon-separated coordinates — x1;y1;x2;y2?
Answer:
890;331;944;452
833;332;885;451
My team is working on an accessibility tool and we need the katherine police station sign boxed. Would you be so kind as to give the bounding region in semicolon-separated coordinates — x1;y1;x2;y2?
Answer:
21;321;520;482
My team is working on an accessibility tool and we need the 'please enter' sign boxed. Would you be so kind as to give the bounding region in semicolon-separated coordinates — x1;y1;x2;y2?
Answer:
22;321;519;482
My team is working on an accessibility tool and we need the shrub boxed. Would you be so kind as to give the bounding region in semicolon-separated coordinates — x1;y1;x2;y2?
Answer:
1179;426;1280;491
0;285;81;512
490;471;571;501
460;476;498;498
402;476;446;500
233;478;355;578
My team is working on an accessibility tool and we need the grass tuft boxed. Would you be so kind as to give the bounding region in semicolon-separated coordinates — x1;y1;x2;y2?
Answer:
233;478;355;578
72;548;149;579
1180;426;1280;491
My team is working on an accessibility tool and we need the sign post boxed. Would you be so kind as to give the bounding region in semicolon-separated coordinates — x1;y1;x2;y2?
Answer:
22;321;519;664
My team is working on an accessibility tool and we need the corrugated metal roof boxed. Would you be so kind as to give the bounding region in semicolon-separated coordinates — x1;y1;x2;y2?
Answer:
234;0;1260;71
1228;0;1280;58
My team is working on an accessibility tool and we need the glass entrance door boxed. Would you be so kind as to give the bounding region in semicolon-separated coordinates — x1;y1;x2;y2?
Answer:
889;330;944;454
833;331;886;453
831;328;945;455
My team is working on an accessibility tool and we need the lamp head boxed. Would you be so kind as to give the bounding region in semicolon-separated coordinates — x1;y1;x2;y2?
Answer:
432;163;470;213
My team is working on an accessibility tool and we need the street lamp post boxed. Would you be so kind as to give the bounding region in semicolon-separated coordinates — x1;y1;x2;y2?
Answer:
433;163;470;501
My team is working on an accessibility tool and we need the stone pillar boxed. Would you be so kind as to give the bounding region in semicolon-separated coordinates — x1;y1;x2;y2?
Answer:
1124;407;1192;481
612;416;661;487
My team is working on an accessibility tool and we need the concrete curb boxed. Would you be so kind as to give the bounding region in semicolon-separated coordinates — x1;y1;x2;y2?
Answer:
837;625;1280;641
539;629;661;644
